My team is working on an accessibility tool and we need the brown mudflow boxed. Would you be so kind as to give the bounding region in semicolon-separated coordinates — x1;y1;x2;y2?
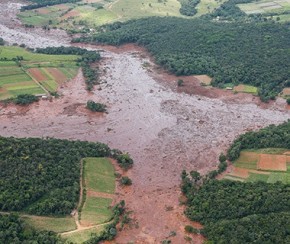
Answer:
1;1;290;243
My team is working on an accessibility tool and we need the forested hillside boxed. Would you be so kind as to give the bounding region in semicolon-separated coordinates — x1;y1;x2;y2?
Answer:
183;178;290;243
0;137;110;216
81;17;290;101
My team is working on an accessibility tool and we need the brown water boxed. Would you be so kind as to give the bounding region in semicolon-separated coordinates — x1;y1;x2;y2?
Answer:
1;1;290;243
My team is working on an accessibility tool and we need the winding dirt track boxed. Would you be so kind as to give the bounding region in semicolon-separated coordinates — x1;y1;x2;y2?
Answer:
1;1;290;243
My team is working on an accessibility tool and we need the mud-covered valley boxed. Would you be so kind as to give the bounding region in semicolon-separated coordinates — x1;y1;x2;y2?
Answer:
1;1;290;243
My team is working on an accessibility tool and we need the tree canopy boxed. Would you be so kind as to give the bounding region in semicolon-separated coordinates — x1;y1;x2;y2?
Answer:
78;17;290;101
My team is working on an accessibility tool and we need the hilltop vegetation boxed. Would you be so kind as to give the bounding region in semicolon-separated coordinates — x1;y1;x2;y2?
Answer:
0;45;79;100
0;137;110;216
82;17;290;101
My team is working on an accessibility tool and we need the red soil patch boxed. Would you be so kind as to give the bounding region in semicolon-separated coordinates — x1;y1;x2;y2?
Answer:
194;75;212;85
28;68;48;82
37;8;51;15
282;88;290;96
55;4;71;10
257;154;287;171
229;167;249;178
61;10;80;20
45;68;67;84
234;84;246;92
86;190;114;199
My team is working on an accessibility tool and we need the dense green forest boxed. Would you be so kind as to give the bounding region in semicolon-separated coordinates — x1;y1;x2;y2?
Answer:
35;46;101;90
21;0;80;11
0;137;110;216
228;120;290;160
0;214;62;244
77;17;290;100
182;176;290;243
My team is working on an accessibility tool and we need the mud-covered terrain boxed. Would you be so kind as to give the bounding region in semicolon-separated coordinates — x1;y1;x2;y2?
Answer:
1;1;290;243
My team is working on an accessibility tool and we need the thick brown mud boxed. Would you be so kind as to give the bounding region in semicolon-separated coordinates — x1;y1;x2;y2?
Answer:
1;1;290;243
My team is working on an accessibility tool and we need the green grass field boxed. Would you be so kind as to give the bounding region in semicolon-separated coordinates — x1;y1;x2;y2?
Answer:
0;46;79;99
80;158;115;226
233;84;258;94
195;0;228;17
22;215;76;233
84;157;115;194
62;225;106;243
18;0;188;29
81;197;113;225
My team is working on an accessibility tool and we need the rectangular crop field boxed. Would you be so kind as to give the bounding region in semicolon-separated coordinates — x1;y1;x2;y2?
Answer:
233;84;258;94
80;197;113;226
257;154;287;171
0;46;79;62
84;157;115;194
22;215;76;233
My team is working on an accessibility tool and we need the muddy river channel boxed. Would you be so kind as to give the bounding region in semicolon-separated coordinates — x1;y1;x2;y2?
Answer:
1;1;290;243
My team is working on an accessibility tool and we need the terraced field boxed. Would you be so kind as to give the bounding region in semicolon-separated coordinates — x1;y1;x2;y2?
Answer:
0;46;79;99
224;149;290;184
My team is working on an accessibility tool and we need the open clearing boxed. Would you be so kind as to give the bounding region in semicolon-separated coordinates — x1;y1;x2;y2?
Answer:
225;149;290;183
22;215;76;233
0;46;79;98
238;0;290;21
233;84;258;95
80;158;115;227
18;0;187;30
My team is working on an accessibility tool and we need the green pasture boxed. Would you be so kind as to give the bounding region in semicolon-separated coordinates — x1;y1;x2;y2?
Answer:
62;225;106;244
18;0;189;29
110;0;183;21
22;215;76;233
0;46;79;99
195;0;228;17
84;157;115;194
81;197;113;225
0;46;79;62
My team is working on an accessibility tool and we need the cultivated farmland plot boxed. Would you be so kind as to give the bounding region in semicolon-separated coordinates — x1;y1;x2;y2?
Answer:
0;46;79;99
224;149;290;184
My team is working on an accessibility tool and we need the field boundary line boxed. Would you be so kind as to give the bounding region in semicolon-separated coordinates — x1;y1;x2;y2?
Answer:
23;67;49;95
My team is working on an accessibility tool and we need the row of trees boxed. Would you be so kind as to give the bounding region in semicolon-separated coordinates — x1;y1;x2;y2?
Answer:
21;0;80;11
78;17;290;101
35;46;101;90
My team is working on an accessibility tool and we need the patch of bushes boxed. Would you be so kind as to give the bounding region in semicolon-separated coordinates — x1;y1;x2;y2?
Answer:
86;100;107;112
15;94;39;105
120;176;132;186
